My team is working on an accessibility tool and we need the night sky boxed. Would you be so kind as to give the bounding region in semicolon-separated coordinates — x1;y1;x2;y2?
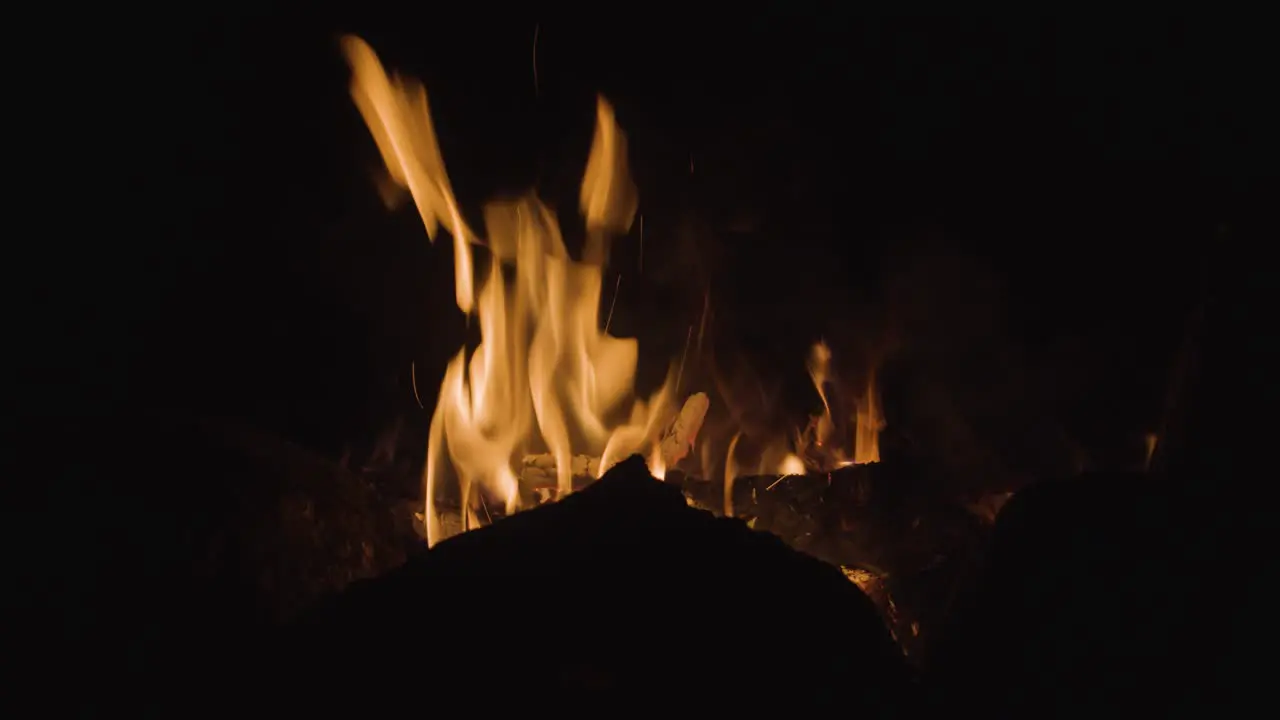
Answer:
25;10;1273;459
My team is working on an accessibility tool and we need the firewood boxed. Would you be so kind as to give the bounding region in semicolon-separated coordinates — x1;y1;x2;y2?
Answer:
519;453;600;487
658;392;710;471
516;392;711;487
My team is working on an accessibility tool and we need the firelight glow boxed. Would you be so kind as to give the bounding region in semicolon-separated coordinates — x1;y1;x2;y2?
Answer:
342;36;883;545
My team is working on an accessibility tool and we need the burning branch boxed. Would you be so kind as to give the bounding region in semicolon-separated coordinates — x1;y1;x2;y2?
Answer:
604;274;622;333
520;453;600;487
659;392;710;471
518;392;711;489
410;361;423;409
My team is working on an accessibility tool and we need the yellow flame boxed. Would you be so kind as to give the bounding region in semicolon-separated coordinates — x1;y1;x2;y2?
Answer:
345;37;675;546
345;37;886;547
648;445;667;481
777;453;806;475
342;36;476;313
807;340;836;448
798;340;885;469
853;366;883;465
723;431;743;517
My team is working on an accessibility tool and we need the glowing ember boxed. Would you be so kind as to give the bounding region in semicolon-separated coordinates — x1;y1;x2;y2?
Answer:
841;566;882;594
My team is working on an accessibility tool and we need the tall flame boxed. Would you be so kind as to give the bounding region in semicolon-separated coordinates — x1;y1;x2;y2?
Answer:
801;339;884;468
344;37;674;546
853;366;884;465
342;36;477;313
807;341;837;449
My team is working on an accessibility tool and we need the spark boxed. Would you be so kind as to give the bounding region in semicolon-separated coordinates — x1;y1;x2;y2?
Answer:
674;325;693;396
410;361;424;408
604;274;622;334
638;214;644;274
532;23;540;97
695;288;711;354
766;475;790;491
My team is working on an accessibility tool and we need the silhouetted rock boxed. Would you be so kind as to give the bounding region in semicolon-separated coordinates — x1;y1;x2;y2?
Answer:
189;417;408;621
281;455;915;714
36;412;407;713
926;471;1229;715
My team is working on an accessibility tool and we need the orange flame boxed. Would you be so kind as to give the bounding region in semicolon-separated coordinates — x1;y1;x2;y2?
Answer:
344;37;885;542
799;340;884;469
853;365;884;465
344;37;675;546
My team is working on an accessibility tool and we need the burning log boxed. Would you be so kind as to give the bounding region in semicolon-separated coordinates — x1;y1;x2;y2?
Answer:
519;453;601;487
517;392;711;488
658;391;710;470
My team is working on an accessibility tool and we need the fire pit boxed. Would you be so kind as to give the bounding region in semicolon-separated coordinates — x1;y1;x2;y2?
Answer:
332;35;1036;660
44;19;1249;715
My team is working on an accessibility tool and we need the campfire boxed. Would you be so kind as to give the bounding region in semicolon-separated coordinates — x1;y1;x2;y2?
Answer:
341;35;1023;656
344;35;890;525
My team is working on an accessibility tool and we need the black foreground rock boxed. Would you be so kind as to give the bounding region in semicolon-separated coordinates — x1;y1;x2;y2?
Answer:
28;412;407;714
276;455;916;714
925;471;1240;716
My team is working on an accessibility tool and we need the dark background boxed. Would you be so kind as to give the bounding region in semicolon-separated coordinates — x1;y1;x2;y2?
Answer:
13;12;1273;704
23;9;1273;464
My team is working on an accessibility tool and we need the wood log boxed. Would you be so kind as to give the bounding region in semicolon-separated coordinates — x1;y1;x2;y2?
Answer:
658;392;710;469
516;392;711;488
518;453;600;487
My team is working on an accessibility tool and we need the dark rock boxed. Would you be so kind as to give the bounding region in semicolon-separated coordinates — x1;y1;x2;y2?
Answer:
281;455;916;714
926;471;1235;715
189;417;408;621
674;460;997;663
34;412;407;713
